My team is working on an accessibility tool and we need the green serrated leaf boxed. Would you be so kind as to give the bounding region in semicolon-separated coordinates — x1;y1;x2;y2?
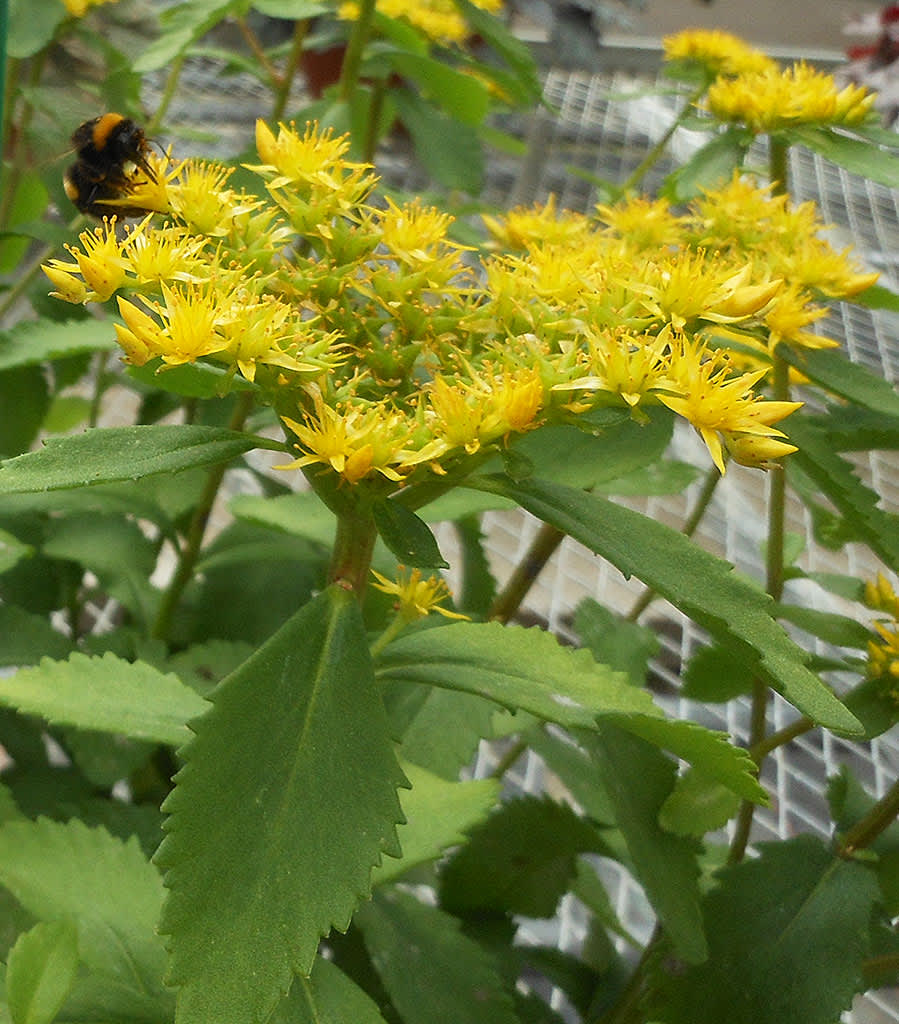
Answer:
470;475;861;735
6;920;79;1024
788;418;899;573
230;491;336;546
580;725;707;964
156;586;407;1024
0;425;271;495
777;346;899;417
791;125;899;188
373;499;448;569
8;0;66;58
454;515;497;618
647;835;879;1023
802;405;899;452
0;653;208;746
128;360;255;398
357;887;518;1024
439;795;605;918
0;321;115;374
0;819;170;1009
372;762;500;886
270;957;389;1024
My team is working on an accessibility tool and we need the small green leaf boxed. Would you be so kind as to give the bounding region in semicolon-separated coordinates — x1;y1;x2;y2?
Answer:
439;795;605;918
659;768;742;836
128;360;254;398
0;653;208;745
8;0;66;58
580;726;707;964
373;499;448;569
791;125;899;188
0;606;72;667
574;598;659;686
777;346;899;417
682;643;754;702
156;586;407;1024
6;920;79;1024
774;603;872;649
133;0;243;71
271;958;389;1024
0;321;115;373
450;0;541;101
357;888;518;1024
392;89;484;193
0;818;170;1008
398;686;498;779
788;418;899;573
852;282;899;312
0;425;272;495
455;516;497;618
372;763;500;886
647;835;879;1024
663;128;750;202
382;51;490;124
471;475;861;735
0;529;31;575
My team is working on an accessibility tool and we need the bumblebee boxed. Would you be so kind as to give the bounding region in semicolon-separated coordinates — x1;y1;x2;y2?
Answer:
63;113;157;219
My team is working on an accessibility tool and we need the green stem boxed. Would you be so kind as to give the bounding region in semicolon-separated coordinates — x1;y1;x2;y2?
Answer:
612;81;708;199
487;521;564;624
626;464;722;621
87;350;111;428
749;714;812;761
489;738;527;779
369;610;410;658
728;677;769;864
337;0;377;104
151;391;255;641
236;15;282;91
329;503;377;600
0;51;46;231
768;134;789;195
272;19;309;122
840;776;899;855
362;77;387;163
146;55;185;136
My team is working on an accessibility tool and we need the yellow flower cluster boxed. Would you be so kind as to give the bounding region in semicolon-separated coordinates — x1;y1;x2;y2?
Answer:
706;61;876;132
864;574;899;680
663;28;777;78
338;0;502;45
371;566;468;620
46;122;818;487
60;0;118;17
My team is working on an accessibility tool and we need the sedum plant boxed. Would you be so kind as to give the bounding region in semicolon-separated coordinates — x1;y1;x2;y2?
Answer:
1;15;899;1024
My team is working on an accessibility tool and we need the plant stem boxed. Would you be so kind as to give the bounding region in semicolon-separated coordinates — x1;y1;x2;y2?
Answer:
337;0;376;104
151;391;254;641
626;464;721;621
612;81;708;199
487;521;564;624
369;610;409;658
489;738;527;779
272;19;309;122
768;134;789;196
236;15;283;91
840;776;899;855
330;503;377;600
362;77;386;163
749;714;812;760
146;55;185;136
0;51;46;231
